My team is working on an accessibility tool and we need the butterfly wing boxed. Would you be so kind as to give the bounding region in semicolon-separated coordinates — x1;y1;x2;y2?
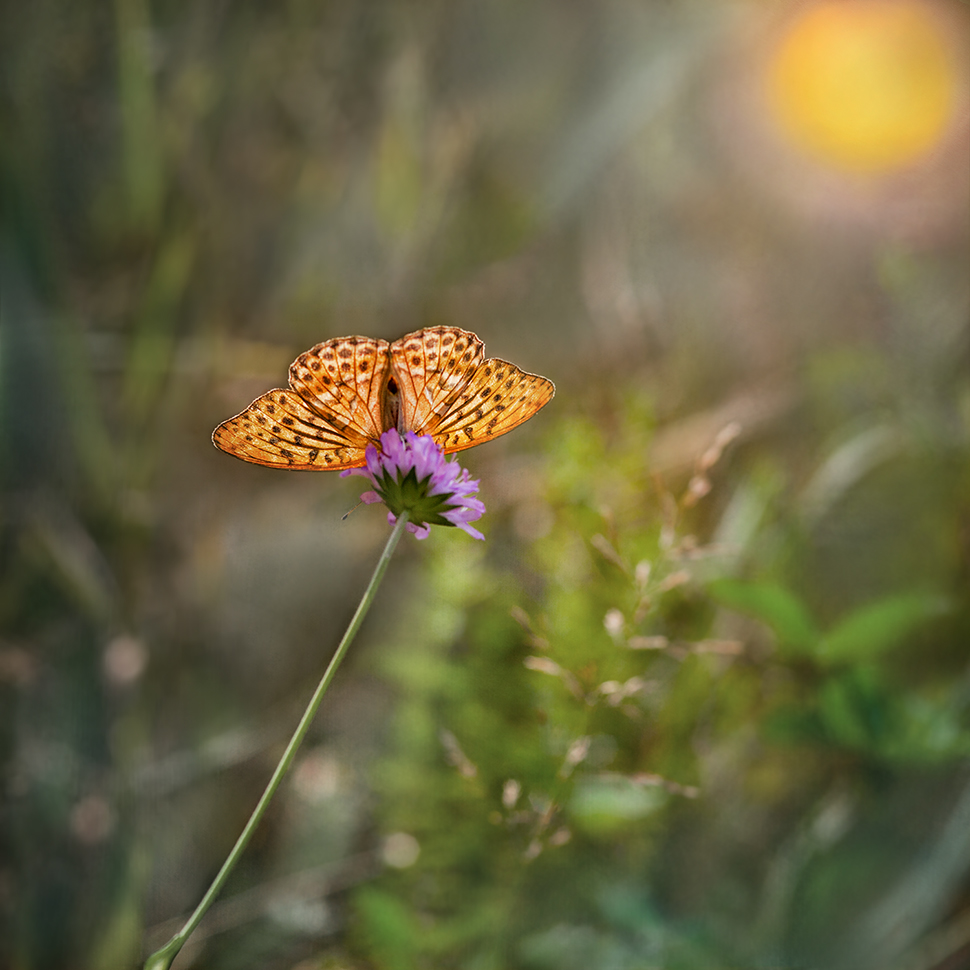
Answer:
212;388;372;470
428;359;555;454
212;335;391;471
288;335;390;442
390;326;554;452
390;327;486;434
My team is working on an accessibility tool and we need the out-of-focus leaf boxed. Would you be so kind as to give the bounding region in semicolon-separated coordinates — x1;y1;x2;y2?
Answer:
892;692;970;761
352;887;418;970
570;776;667;835
709;579;819;655
518;922;634;970
818;673;884;750
817;592;950;664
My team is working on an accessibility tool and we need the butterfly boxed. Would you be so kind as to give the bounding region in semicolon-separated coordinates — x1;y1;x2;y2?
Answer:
212;326;555;470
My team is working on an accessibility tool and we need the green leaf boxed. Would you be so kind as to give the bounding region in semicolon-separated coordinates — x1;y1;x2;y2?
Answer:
818;592;950;664
819;674;882;750
570;777;667;835
709;580;819;655
353;887;419;970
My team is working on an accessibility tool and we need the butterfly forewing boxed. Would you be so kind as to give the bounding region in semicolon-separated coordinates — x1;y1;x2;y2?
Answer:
430;359;556;453
289;336;391;443
212;388;371;470
390;327;486;436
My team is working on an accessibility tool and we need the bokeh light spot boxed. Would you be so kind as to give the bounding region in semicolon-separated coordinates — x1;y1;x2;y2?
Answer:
766;0;956;173
382;831;420;869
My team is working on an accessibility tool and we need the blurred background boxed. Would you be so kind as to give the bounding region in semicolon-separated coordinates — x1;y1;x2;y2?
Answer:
2;1;969;968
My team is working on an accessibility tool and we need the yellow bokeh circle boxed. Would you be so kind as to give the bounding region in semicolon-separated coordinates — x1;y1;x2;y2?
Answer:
766;0;957;174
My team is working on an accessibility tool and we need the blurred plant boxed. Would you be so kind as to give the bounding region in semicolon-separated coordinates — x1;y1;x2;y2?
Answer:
344;395;738;967
343;375;970;970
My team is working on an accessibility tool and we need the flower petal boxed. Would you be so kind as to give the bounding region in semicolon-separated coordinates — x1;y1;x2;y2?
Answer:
348;431;485;540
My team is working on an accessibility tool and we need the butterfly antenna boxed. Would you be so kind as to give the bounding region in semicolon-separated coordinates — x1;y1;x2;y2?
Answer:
342;501;364;521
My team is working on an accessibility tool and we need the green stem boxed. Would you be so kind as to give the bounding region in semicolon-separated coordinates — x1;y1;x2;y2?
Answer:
144;511;411;970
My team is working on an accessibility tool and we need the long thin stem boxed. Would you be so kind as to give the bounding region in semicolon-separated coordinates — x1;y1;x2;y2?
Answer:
144;511;411;970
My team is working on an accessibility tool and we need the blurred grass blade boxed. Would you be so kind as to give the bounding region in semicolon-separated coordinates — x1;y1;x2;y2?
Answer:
123;232;194;438
115;0;163;232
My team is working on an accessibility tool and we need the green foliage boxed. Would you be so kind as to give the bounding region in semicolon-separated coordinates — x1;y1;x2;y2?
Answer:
709;580;819;656
817;592;950;665
3;3;969;969
353;888;420;970
712;580;950;666
348;397;728;966
348;377;970;969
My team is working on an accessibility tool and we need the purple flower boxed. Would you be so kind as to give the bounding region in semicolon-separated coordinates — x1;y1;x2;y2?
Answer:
341;431;486;540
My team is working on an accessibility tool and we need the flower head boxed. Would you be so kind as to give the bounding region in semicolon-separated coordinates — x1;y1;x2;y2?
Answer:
341;431;485;540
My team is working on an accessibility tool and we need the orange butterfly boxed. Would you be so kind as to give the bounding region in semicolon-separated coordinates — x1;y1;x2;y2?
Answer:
212;326;555;470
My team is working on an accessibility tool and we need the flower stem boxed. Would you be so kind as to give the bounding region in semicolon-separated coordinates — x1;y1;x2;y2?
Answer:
143;511;411;970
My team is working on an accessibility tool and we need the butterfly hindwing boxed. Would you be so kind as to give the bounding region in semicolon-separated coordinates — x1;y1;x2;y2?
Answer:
212;388;371;470
430;359;555;454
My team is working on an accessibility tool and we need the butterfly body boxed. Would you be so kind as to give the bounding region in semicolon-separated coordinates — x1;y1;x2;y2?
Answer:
212;327;555;470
